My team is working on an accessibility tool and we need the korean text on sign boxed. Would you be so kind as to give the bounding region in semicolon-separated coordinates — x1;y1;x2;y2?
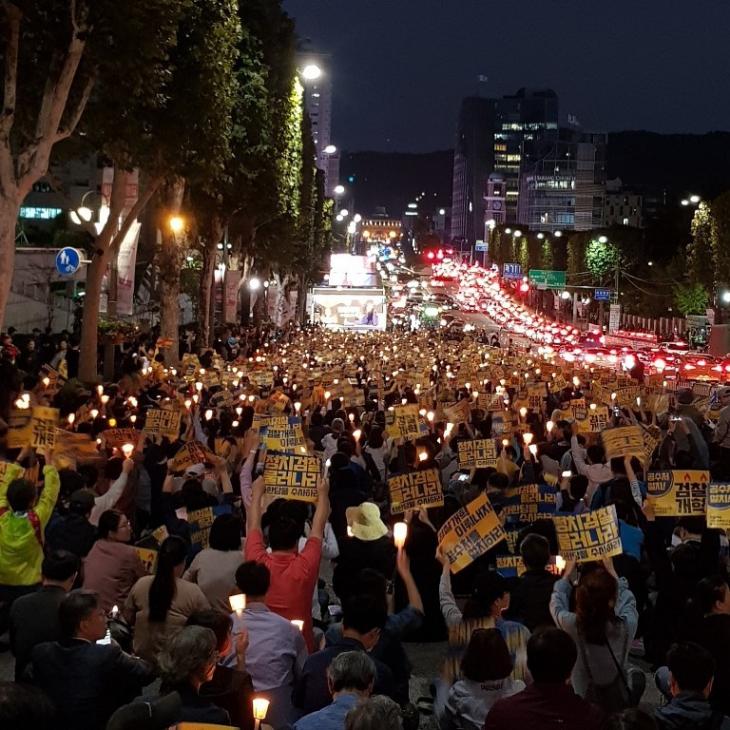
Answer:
601;426;645;460
262;416;306;453
647;470;708;517
144;408;182;440
391;404;422;440
263;453;321;503
707;483;730;529
388;468;444;514
437;492;506;574
30;406;59;450
457;439;498;469
553;505;623;563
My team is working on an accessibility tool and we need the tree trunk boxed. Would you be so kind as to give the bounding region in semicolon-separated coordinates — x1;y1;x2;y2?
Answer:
157;178;186;365
0;195;18;329
78;252;111;382
199;214;223;347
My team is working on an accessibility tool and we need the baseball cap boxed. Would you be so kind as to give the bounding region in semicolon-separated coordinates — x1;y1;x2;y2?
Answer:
184;463;206;477
106;692;181;730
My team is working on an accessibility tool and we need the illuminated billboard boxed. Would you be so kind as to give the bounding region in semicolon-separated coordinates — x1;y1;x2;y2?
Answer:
328;254;377;287
310;287;387;331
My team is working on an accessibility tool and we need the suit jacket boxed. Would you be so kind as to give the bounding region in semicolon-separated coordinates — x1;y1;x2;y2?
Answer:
31;638;155;730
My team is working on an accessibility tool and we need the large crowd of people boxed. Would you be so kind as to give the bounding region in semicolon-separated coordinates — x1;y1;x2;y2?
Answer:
1;322;730;730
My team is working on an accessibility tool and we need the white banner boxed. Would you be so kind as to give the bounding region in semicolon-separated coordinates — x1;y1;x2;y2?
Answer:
116;220;141;316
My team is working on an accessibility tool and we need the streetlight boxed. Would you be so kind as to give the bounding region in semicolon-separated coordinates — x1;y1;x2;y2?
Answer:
249;277;261;291
722;291;730;305
505;228;512;235
513;230;522;238
301;63;322;80
690;194;701;204
537;232;544;239
598;235;608;244
353;213;362;223
324;144;337;154
169;215;185;234
554;230;563;238
339;209;349;217
333;184;345;196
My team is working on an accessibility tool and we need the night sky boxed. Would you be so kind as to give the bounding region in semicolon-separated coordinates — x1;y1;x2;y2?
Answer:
283;0;730;153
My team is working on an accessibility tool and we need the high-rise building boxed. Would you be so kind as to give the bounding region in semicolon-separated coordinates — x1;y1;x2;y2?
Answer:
492;88;559;223
450;98;496;247
518;130;607;232
298;52;340;198
604;178;644;228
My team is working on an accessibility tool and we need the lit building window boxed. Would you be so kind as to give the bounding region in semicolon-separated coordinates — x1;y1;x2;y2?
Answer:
19;206;63;220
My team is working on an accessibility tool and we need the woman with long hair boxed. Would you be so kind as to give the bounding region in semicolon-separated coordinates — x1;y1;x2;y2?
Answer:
550;558;642;712
125;536;209;665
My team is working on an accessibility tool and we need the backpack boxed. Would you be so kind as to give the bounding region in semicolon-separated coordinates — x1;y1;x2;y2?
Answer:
577;626;632;713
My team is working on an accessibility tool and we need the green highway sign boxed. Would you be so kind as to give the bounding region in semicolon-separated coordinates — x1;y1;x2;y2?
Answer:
528;269;567;289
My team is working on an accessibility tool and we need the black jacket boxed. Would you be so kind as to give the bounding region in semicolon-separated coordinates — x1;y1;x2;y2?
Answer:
506;568;559;631
31;638;155;730
45;513;97;558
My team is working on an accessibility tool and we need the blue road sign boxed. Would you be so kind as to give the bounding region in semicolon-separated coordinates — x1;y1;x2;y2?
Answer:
594;288;612;302
503;263;522;279
55;247;81;276
474;240;488;252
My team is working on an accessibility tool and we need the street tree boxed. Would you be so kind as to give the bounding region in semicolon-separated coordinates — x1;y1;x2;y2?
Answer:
0;0;184;332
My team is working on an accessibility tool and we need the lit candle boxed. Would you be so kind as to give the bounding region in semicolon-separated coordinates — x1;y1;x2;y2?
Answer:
519;406;528;418
353;429;362;441
393;521;408;549
418;450;428;462
184;399;192;410
229;593;246;616
130;414;137;424
42;377;50;388
108;418;117;427
589;403;597;411
523;432;534;445
555;555;567;573
90;408;99;419
445;422;454;436
252;697;270;726
294;402;301;414
97;385;104;396
324;390;331;400
67;413;75;426
195;382;203;392
101;394;110;405
528;443;538;456
348;413;355;422
204;409;213;421
426;411;435;422
546;420;554;433
121;443;134;458
502;438;509;447
111;604;119;619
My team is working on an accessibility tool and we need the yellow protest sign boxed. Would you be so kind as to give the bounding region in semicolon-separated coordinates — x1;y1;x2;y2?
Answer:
442;399;472;424
6;408;32;449
437;492;506;573
262;416;307;454
498;484;558;522
30;406;59;450
387;405;421;440
553;505;622;563
575;407;609;434
527;385;543;410
55;429;100;464
457;439;498;469
135;547;158;574
187;507;216;548
388;468;444;514
647;470;708;517
601;426;645;460
496;554;527;577
263;453;321;502
707;483;730;529
101;428;138;450
144;408;182;440
170;441;216;472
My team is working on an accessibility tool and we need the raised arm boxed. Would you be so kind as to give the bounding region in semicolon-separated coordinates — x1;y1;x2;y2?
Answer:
309;476;331;541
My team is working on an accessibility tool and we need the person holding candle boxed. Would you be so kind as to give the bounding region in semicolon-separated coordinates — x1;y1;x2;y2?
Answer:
82;510;146;612
223;561;307;730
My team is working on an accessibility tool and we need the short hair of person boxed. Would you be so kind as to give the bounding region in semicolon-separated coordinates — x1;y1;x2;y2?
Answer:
602;708;658;730
345;695;402;730
0;682;56;730
7;479;35;512
104;457;124;481
587;444;605;465
461;628;513;682
158;625;218;685
208;513;242;551
187;609;233;653
520;533;550;570
97;510;124;539
667;641;715;693
42;549;80;582
471;570;508;613
696;575;729;615
235;561;270;597
268;515;302;551
59;590;100;639
526;628;577;683
342;593;388;635
487;472;509;490
327;651;376;693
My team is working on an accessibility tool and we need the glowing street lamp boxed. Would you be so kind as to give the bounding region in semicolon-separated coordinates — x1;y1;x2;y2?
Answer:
324;144;337;154
333;184;345;196
169;215;185;234
301;63;322;80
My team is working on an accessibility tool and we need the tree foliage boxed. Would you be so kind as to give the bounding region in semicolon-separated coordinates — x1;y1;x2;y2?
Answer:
585;238;620;282
711;192;730;288
687;202;714;291
674;282;710;316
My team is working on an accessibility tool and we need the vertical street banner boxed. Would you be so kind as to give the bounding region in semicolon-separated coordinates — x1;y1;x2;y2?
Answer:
457;439;498;469
647;470;709;517
388;468;444;514
144;408;183;440
601;426;645;460
263;453;321;502
706;483;730;529
30;407;59;450
224;270;240;323
553;505;623;563
116;220;142;316
437;492;506;573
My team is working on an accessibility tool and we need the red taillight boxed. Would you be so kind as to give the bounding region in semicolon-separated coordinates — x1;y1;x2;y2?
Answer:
426;252;434;260
519;283;529;292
